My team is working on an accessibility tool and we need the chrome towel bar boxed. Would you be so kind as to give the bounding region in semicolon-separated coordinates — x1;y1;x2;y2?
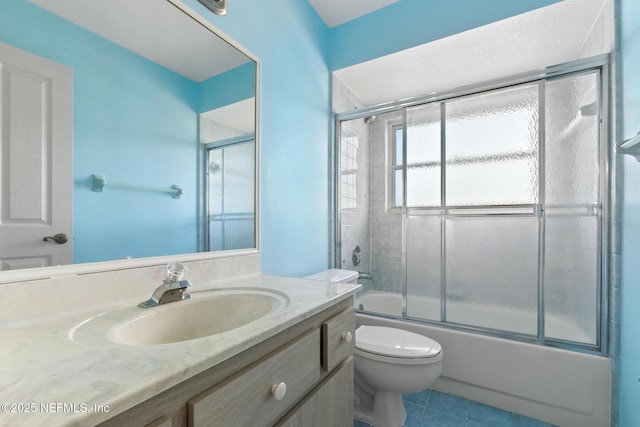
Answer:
91;174;183;199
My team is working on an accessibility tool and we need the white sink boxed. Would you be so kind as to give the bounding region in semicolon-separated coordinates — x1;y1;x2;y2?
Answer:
70;288;289;346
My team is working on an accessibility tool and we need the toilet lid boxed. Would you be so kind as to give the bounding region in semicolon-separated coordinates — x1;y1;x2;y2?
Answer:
356;325;441;359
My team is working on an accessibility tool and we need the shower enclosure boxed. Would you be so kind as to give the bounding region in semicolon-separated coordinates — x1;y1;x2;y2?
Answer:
334;55;610;354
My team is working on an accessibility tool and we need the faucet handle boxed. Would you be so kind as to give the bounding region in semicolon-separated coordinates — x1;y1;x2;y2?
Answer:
165;262;188;282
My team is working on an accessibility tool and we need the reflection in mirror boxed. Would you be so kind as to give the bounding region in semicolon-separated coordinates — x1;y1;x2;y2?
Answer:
200;99;255;251
0;0;257;272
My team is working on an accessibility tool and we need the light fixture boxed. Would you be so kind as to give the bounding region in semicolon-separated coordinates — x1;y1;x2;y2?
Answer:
197;0;227;16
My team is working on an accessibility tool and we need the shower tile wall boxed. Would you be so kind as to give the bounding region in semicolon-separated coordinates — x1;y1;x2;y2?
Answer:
333;76;371;294
334;75;405;294
369;111;404;293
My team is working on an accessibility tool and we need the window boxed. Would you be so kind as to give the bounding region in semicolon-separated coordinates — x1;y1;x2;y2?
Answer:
340;127;359;210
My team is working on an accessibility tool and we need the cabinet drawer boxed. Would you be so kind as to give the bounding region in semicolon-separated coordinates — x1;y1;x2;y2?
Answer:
188;328;321;427
322;307;355;372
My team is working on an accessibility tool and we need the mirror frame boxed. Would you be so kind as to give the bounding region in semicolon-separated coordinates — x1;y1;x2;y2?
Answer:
0;0;260;285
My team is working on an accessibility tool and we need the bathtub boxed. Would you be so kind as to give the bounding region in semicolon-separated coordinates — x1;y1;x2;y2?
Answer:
355;291;610;427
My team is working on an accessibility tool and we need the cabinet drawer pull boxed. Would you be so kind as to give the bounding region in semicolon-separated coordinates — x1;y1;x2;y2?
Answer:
271;382;287;400
341;331;352;343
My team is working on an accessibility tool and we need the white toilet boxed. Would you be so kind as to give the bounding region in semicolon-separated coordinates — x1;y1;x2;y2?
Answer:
304;269;444;427
354;325;442;427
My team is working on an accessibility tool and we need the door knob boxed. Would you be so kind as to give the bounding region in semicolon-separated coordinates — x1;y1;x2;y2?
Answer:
43;233;68;244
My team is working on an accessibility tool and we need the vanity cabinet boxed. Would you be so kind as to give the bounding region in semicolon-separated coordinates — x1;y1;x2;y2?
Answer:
98;300;355;427
276;358;354;427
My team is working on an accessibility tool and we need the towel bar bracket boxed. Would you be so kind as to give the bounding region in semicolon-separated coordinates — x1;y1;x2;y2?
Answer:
618;132;640;162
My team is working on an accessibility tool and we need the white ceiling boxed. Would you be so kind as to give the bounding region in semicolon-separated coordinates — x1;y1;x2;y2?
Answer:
28;0;250;82
334;0;611;107
201;98;256;135
307;0;400;28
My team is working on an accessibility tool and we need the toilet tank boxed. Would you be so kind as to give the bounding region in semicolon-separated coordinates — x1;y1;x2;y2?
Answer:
304;268;359;284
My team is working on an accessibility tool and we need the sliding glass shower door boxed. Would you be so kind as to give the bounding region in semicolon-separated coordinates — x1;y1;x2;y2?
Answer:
405;83;542;336
404;70;602;348
337;58;608;353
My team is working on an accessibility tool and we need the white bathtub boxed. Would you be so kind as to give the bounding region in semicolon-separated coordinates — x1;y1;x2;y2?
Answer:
355;291;611;427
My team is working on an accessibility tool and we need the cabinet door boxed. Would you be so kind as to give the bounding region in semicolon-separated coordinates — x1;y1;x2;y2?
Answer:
322;307;356;372
277;357;354;427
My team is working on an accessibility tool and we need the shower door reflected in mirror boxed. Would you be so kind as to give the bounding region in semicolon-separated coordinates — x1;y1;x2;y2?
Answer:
200;98;256;252
205;139;255;251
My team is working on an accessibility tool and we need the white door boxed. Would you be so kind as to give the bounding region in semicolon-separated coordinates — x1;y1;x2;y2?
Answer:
0;41;73;270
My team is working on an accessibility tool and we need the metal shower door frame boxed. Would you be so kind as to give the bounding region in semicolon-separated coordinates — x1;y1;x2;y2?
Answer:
333;54;611;355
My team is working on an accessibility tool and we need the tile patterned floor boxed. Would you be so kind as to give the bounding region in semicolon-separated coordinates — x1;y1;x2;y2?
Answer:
353;389;558;427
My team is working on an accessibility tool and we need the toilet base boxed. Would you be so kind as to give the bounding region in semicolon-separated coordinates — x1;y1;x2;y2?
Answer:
354;391;406;427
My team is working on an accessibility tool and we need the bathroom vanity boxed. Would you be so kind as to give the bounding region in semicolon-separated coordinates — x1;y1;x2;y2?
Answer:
101;301;356;427
0;255;359;427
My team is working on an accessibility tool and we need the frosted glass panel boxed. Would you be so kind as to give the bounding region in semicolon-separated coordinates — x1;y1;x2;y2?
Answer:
445;84;539;206
445;217;539;335
406;104;441;206
406;215;441;321
208;149;223;251
545;72;599;205
394;169;403;207
544;217;598;345
544;71;600;345
222;142;255;215
407;167;440;208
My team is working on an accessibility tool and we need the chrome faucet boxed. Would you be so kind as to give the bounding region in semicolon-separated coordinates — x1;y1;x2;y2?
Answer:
139;262;191;308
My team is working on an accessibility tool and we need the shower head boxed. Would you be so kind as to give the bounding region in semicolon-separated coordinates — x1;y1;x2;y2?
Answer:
579;102;597;117
364;116;376;125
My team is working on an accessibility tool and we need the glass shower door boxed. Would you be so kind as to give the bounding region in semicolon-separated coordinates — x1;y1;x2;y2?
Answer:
405;84;541;335
403;70;602;346
337;60;605;351
543;71;601;346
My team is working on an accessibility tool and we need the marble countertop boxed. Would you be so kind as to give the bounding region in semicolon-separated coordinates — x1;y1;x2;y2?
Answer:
0;273;359;426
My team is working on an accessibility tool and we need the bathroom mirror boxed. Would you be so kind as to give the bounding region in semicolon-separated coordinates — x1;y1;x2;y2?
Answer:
0;0;258;278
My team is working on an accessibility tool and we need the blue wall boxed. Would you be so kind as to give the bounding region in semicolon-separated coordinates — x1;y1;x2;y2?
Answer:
185;0;567;276
198;62;255;113
0;1;199;262
619;0;640;424
328;0;562;70
183;0;333;276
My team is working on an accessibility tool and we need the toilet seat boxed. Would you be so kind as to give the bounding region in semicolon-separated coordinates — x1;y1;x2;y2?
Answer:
355;325;442;365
